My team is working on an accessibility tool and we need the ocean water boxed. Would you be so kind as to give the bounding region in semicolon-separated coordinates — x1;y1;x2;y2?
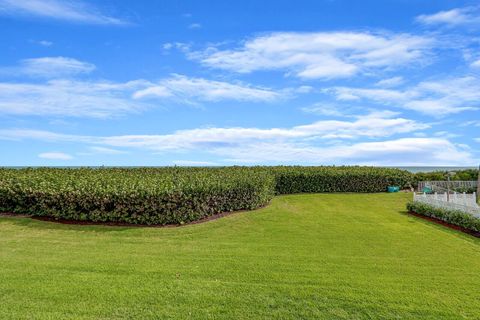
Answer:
393;167;478;173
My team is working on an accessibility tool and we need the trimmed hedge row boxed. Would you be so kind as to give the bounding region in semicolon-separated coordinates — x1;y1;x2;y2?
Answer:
0;166;412;225
407;201;480;232
0;167;275;225
271;166;412;194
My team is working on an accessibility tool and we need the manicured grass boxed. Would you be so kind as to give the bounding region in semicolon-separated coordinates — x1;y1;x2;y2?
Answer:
1;193;479;319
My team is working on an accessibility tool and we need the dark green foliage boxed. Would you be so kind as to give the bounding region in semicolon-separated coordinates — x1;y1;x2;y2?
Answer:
271;166;412;194
0;167;275;225
0;166;412;224
407;201;480;232
411;169;479;188
452;186;477;193
452;169;478;181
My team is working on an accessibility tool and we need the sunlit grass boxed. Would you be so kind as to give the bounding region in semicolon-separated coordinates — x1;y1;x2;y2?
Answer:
1;193;479;319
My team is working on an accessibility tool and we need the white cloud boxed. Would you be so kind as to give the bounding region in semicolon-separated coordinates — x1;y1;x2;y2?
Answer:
0;112;428;150
471;59;480;68
433;131;462;139
416;7;480;27
162;43;173;50
2;111;473;165
301;103;348;117
325;76;480;116
133;86;173;99
16;57;95;78
0;129;91;142
329;87;407;102
0;72;285;117
295;85;314;93
132;74;283;103
0;0;127;25
190;31;433;79
215;138;474;166
38;152;73;160
89;112;427;150
462;120;480;127
23;134;478;165
0;79;150;118
88;146;128;154
173;160;218;166
188;23;201;29
31;40;53;47
375;76;404;88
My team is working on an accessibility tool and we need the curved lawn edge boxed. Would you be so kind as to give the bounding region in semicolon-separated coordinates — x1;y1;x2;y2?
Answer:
4;194;480;238
0;167;412;225
0;202;271;228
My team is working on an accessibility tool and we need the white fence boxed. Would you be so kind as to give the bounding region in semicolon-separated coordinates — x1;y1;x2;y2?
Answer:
417;181;477;192
413;192;480;217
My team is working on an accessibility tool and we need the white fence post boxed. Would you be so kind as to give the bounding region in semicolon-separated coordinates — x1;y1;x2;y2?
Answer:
413;192;480;217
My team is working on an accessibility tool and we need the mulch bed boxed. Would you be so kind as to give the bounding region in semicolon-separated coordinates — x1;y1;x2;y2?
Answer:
0;205;265;228
408;211;480;238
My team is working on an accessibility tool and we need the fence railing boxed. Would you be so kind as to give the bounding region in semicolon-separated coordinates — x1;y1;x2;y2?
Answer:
413;192;480;217
417;181;477;192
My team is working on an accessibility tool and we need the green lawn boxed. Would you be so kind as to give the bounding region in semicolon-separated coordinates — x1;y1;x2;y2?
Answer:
1;193;479;319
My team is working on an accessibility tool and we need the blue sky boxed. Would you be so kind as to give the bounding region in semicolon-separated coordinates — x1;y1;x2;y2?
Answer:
0;0;479;166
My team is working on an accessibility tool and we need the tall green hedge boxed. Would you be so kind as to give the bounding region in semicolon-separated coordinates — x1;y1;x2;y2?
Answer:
0;166;411;225
0;167;275;225
271;166;411;194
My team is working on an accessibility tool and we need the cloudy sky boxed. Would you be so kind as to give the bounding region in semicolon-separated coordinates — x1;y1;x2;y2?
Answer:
0;0;479;166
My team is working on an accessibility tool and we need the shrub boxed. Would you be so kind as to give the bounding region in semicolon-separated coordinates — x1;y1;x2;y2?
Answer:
407;201;480;232
0;167;275;225
271;166;412;194
452;187;477;194
0;166;412;225
411;169;479;189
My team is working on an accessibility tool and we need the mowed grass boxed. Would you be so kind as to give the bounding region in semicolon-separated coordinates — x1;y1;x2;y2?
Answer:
1;193;479;319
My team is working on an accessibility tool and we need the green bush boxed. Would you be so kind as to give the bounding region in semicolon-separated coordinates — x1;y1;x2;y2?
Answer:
0;166;412;225
407;201;480;232
0;167;275;225
271;166;412;194
452;187;477;193
411;169;479;189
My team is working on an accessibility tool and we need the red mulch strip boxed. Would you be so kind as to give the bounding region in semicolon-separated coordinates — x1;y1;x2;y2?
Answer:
0;206;264;228
408;211;480;238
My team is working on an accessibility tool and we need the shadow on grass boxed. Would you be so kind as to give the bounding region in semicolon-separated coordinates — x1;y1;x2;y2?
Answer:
0;200;271;234
0;215;136;233
398;210;480;243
